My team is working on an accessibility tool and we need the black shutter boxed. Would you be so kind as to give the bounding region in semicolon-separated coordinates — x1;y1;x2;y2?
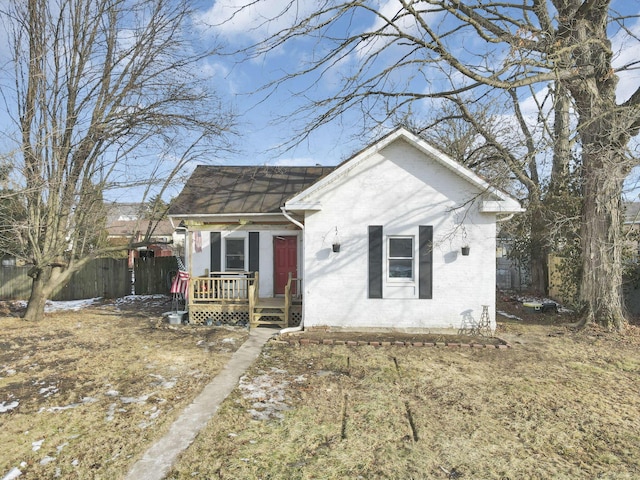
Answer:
368;226;383;298
249;232;260;273
210;232;221;272
419;226;433;299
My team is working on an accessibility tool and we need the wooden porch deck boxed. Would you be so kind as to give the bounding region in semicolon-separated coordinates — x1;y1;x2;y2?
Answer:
186;272;300;327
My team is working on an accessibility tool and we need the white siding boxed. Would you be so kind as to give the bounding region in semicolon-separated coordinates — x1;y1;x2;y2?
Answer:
301;139;497;332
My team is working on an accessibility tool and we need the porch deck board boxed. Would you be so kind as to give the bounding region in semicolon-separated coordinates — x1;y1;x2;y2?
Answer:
254;297;286;309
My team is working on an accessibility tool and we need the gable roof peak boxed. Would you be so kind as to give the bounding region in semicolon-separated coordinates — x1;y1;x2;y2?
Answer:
285;126;523;214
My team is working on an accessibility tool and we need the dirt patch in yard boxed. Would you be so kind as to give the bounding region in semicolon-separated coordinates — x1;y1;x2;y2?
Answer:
0;296;248;480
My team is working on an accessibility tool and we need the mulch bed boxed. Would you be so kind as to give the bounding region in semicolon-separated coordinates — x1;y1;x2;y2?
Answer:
279;330;509;348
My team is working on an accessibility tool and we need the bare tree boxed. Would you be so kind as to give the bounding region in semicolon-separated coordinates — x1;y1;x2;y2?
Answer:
229;0;640;330
0;0;235;321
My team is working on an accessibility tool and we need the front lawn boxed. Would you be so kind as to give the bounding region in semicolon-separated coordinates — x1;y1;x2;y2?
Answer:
0;296;248;479
167;313;640;479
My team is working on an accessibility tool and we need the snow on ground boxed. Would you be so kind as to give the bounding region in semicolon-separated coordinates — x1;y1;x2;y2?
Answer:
497;311;523;321
0;400;19;413
13;298;102;313
10;294;171;313
239;368;303;421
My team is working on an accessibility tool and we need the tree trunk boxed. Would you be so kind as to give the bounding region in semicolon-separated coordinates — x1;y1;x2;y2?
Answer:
526;196;549;294
558;0;632;331
578;149;627;330
23;266;52;321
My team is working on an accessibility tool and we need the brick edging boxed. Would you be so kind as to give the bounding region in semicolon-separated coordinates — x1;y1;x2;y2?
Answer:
283;337;511;349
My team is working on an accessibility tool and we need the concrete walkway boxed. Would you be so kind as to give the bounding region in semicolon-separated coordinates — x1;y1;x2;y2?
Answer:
125;327;277;480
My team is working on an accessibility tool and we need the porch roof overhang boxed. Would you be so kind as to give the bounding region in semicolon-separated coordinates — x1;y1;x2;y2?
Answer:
168;212;289;229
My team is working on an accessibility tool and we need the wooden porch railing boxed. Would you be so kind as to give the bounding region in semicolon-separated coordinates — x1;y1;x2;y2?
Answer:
248;272;260;313
187;271;301;327
291;277;303;301
190;272;254;304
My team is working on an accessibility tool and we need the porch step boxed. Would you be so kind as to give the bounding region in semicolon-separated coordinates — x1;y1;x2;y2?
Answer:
250;297;288;328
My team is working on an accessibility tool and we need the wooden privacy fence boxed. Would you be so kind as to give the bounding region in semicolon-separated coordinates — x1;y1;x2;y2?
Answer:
0;256;178;301
133;256;178;295
0;265;32;300
53;258;131;301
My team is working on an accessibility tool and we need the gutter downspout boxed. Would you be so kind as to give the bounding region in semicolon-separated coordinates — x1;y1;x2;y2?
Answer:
496;213;515;223
280;206;304;334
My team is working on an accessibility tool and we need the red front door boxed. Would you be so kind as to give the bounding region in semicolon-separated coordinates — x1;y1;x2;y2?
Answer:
274;236;297;295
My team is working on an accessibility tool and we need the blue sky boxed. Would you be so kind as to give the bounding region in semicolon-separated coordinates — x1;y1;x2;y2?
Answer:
0;1;639;202
190;0;640;181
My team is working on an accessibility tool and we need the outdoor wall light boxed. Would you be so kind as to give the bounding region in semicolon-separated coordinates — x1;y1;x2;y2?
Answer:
461;246;470;256
332;242;341;253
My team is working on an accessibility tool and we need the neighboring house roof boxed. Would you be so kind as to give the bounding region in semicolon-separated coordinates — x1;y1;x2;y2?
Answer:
168;165;335;216
105;202;174;238
285;127;524;214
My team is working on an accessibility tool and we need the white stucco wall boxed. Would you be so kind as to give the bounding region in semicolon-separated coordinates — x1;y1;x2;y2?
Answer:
187;225;301;297
300;139;498;332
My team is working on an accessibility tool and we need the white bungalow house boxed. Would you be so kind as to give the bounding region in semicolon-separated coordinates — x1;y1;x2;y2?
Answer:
168;127;523;332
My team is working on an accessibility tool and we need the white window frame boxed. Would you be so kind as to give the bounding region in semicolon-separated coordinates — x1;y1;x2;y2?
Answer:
225;237;246;271
387;236;415;282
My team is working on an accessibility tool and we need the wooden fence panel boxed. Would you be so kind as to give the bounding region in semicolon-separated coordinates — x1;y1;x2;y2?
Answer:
0;257;176;301
134;256;178;295
52;258;131;301
0;266;32;300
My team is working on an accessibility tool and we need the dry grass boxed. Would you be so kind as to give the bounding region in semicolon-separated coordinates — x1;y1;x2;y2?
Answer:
167;307;640;479
0;297;248;480
4;296;640;479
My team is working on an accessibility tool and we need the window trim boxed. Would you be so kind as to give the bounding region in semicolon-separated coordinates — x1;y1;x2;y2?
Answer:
387;235;415;282
225;237;246;271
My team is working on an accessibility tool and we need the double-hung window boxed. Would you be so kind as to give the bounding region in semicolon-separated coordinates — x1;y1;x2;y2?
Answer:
388;236;414;280
225;238;245;271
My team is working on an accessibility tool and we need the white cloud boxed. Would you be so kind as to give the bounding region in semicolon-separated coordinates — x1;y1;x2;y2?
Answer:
356;0;441;60
611;11;640;103
197;0;317;42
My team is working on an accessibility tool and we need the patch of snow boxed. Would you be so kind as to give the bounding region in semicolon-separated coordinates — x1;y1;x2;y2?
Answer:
39;385;59;397
0;401;19;413
221;337;237;343
39;403;81;413
120;394;149;404
32;440;44;451
106;403;116;422
71;459;79;467
56;443;68;454
44;298;101;312
1;467;22;480
239;369;292;421
39;456;55;466
105;389;119;397
115;295;169;308
148;374;176;389
497;310;522;321
81;397;98;404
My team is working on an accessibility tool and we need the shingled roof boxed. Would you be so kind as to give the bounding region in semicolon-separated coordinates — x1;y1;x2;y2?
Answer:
168;165;336;216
